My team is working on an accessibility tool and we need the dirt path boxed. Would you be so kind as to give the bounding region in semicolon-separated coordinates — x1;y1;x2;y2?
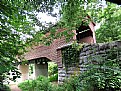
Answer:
9;84;21;91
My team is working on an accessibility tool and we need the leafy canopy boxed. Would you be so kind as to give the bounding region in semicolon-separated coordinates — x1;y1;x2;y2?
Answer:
0;0;120;85
0;0;57;84
96;3;121;43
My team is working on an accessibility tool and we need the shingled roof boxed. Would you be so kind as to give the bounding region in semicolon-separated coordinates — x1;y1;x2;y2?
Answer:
24;21;96;66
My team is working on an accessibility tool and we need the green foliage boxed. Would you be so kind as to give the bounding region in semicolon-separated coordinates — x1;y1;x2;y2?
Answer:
35;76;53;91
18;75;53;91
18;75;80;91
48;62;58;82
78;48;121;91
1;0;121;88
0;0;33;84
54;0;121;44
48;62;58;76
40;0;101;45
49;73;58;82
0;84;11;91
59;0;98;29
60;76;81;91
61;0;83;28
96;4;121;43
62;45;80;70
0;0;57;84
61;47;121;91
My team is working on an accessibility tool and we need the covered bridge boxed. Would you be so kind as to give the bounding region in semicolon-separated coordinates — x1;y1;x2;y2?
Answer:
18;21;96;83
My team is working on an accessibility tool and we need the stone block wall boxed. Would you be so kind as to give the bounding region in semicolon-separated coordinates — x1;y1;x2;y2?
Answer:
58;67;66;84
58;41;121;83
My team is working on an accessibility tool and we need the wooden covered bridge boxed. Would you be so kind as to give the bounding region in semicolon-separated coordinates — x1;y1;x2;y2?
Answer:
18;21;96;83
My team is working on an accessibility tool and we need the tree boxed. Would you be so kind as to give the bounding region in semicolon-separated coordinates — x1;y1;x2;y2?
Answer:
39;0;121;44
96;3;121;43
0;0;57;85
1;0;119;86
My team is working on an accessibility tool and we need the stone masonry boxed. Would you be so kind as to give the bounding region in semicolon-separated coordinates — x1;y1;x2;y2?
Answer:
58;41;121;83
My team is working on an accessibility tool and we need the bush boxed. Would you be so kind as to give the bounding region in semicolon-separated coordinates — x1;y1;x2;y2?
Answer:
48;62;58;82
64;76;81;91
35;76;53;91
51;85;65;91
18;76;53;91
0;84;11;91
50;76;81;91
18;75;81;91
48;73;58;82
18;80;34;91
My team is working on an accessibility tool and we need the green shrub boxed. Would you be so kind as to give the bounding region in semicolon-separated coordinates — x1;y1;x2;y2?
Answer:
18;75;80;91
48;73;58;82
48;62;58;82
62;76;81;91
0;84;11;91
18;76;53;91
35;76;53;91
18;80;34;91
51;85;65;91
